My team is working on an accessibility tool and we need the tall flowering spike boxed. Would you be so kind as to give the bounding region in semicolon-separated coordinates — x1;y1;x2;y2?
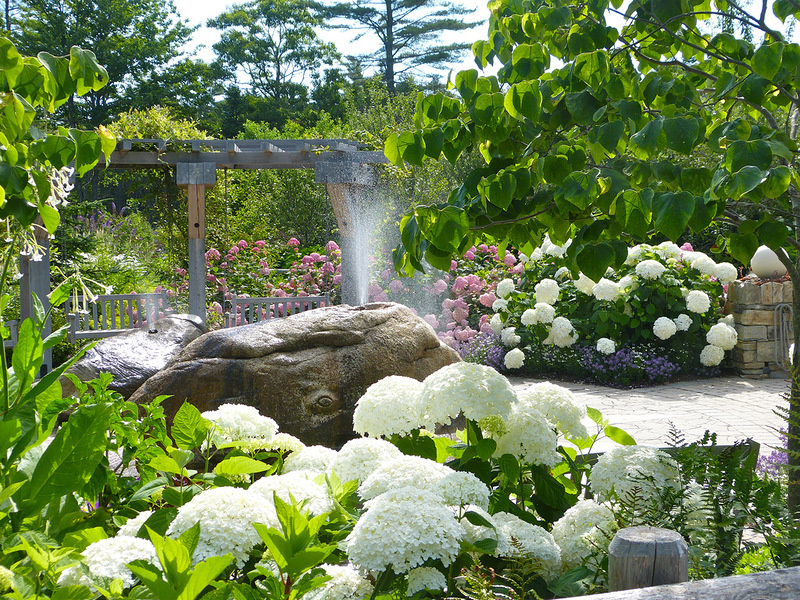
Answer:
417;362;516;431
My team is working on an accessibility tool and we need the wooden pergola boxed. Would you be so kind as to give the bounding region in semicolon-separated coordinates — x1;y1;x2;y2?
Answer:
19;138;387;372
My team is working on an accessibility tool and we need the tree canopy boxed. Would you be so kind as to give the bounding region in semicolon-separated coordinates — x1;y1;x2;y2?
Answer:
386;0;800;511
322;0;480;93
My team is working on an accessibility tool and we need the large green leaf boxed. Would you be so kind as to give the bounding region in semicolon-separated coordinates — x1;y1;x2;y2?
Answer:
504;81;541;121
577;242;615;282
564;91;602;126
758;221;789;251
630;117;664;158
69;46;108;95
27;403;114;508
573;50;609;89
688;196;717;232
761;166;792;199
478;172;516;210
653;191;694;240
663;117;700;154
725;166;766;199
0;37;23;87
11;318;42;395
728;232;760;265
556;170;598;211
752;42;784;80
725;139;773;172
171;401;209;451
215;456;269;476
68;129;104;177
416;205;470;252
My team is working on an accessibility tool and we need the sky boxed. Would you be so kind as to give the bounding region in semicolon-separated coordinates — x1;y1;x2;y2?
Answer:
171;0;493;85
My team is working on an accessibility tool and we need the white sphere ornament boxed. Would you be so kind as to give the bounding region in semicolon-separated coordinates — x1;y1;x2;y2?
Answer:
750;245;787;279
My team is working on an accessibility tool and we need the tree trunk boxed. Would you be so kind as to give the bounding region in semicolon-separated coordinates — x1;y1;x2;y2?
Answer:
384;0;395;93
788;263;800;518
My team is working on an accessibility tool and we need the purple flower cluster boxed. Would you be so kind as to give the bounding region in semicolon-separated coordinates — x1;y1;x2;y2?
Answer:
756;430;788;479
453;330;505;372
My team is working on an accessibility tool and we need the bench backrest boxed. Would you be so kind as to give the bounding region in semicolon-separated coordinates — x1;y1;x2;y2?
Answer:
65;291;172;342
2;320;17;349
225;294;330;327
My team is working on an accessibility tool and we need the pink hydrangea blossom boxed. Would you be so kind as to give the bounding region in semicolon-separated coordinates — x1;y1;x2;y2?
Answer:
478;244;490;253
510;263;525;274
423;314;439;329
333;274;342;285
254;240;266;248
680;242;694;251
479;293;497;307
433;279;448;294
325;241;340;253
381;268;393;281
389;279;403;294
205;248;221;261
211;302;223;315
464;250;475;260
452;276;468;294
322;261;335;274
450;260;458;271
238;240;248;248
503;253;517;266
288;237;300;247
229;246;239;255
442;298;455;310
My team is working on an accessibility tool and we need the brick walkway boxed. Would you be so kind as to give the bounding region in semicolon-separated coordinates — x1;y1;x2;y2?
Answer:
509;375;789;453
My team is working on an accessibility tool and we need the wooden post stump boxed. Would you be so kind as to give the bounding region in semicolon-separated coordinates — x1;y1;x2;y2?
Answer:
608;527;688;592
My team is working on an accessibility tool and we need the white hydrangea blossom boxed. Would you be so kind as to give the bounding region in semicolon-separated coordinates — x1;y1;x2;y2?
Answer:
431;470;491;510
305;564;374;600
625;244;648;265
706;322;737;350
673;313;693;332
656;241;682;259
346;487;463;573
521;308;537;326
720;314;735;327
283;445;338;475
493;403;561;467
592;278;621;302
458;505;510;556
58;537;158;589
590;446;680;503
546;316;577;348
552;500;617;571
250;471;333;516
504;348;525;370
201;404;278;449
543;236;570;257
596;337;616;355
700;344;725;366
635;259;666;280
715;262;738;285
490;313;504;334
501;327;521;347
406;567;447;596
352;376;424;437
534;278;560;305
328;437;402;484
574;273;597;295
686;290;711;313
418;363;516;429
496;278;516;299
358;455;451;501
554;266;571;281
492;298;509;312
691;255;718;276
492;513;562;581
522;302;556;326
519;382;588;439
265;432;306;454
166;487;278;566
653;316;677;340
117;510;153;537
617;275;637;293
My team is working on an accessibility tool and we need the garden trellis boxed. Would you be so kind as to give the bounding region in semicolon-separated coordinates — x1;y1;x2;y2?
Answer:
17;137;387;372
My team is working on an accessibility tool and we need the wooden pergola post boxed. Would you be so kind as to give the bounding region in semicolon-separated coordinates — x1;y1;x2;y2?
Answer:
176;163;216;323
18;218;51;375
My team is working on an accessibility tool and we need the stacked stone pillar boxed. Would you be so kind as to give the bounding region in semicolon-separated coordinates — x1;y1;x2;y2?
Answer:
729;279;793;377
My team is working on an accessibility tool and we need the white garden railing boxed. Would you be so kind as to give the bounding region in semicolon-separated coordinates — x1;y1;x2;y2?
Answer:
64;291;173;343
223;294;330;327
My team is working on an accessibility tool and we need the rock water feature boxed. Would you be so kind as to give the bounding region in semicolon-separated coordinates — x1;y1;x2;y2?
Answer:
129;303;459;447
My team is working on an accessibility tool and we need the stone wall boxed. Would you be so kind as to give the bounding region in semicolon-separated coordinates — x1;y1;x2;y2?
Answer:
728;279;792;377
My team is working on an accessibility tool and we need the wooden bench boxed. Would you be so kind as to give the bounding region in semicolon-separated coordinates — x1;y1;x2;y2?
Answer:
65;291;173;343
224;294;330;327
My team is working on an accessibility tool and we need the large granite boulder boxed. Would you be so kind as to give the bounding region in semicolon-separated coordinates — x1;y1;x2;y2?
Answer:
129;302;460;447
61;314;206;398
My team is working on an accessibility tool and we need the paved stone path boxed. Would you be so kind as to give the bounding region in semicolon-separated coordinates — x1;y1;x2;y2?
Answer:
509;375;789;453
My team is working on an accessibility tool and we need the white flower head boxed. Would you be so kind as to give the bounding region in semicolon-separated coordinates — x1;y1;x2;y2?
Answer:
590;446;680;504
250;471;333;516
521;308;537;326
358;455;451;501
635;259;666;280
201;404;278;449
617;275;637;293
574;273;597;295
346;487;463;573
686;290;711;314
552;500;617;571
656;241;682;259
305;564;374;600
673;313;693;331
518;382;588;439
700;344;725;366
283;445;338;475
653;316;677;340
504;347;525;370
406;567;447;596
166;487;279;567
534;278;560;305
592;278;620;302
715;262;739;285
353;376;423;437
554;266;571;281
490;312;504;333
706;322;738;350
265;432;306;454
493;402;561;467
117;511;153;537
328;437;402;485
492;512;562;581
596;337;616;355
548;316;577;347
418;362;517;429
496;278;516;299
501;326;521;347
691;254;718;276
432;470;491;510
492;298;509;312
57;537;158;589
